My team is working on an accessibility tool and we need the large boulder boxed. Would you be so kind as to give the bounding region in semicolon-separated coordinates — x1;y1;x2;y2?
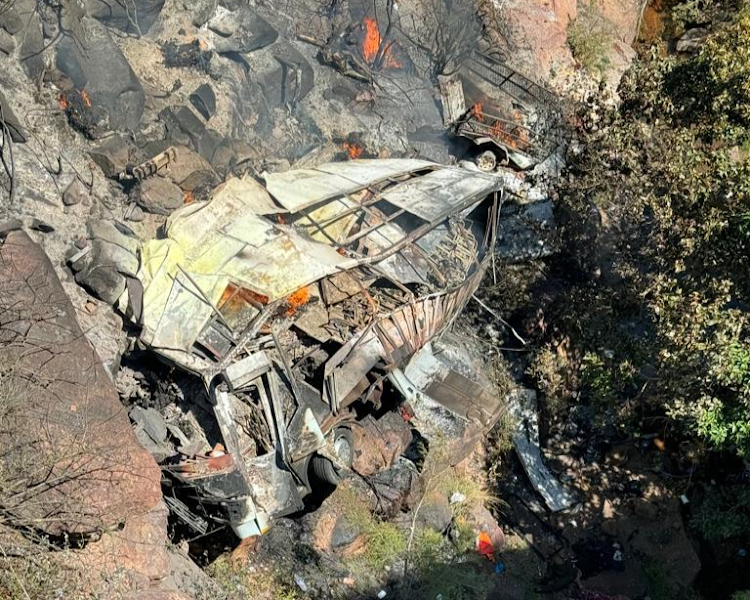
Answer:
55;15;145;134
9;0;45;79
0;231;161;536
70;220;141;305
84;0;166;35
206;7;278;54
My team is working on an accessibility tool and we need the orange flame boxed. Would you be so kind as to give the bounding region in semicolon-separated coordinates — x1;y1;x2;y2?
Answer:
471;102;485;122
285;286;311;316
57;94;69;110
362;16;402;69
80;89;92;108
343;141;363;159
183;191;195;205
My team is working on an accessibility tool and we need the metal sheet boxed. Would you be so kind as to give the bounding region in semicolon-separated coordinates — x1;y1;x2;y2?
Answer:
264;159;436;212
381;168;498;222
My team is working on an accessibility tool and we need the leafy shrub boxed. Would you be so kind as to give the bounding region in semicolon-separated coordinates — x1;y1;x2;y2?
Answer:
528;346;579;412
206;557;299;600
552;1;750;458
567;8;612;76
667;6;750;142
690;486;750;540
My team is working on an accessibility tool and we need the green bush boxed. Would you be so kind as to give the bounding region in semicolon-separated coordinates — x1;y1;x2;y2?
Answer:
667;6;750;142
552;1;750;458
567;9;612;76
690;486;750;540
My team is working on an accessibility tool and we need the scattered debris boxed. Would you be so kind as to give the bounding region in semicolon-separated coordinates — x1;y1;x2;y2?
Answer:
439;51;564;170
508;388;577;512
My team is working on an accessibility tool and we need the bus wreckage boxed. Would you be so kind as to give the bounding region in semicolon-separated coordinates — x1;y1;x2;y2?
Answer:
112;158;507;539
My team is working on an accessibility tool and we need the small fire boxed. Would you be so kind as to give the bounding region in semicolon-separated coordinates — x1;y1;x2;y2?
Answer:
285;286;311;316
343;141;364;159
57;88;92;111
470;102;485;122
183;191;195;205
362;16;402;69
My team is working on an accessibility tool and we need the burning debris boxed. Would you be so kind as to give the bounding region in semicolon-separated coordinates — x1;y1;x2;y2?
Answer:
440;51;565;169
361;16;403;70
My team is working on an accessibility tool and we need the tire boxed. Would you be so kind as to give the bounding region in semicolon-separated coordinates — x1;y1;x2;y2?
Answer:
311;455;341;485
311;427;353;485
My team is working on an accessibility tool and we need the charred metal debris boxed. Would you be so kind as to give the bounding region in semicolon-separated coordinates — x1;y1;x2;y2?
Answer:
111;159;509;539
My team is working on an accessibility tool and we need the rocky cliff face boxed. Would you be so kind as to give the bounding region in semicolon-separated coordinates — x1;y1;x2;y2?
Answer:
483;0;643;90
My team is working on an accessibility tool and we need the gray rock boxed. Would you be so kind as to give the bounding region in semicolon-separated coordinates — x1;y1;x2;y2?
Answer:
189;83;216;121
131;406;167;443
62;178;87;206
87;219;140;254
13;0;44;79
137;176;184;215
56;15;145;133
71;223;140;305
0;6;24;35
159;105;223;162
415;492;452;532
0;218;23;237
127;205;146;222
91;238;139;276
260;42;315;109
0;90;27;143
178;170;220;198
0;28;15;55
89;136;132;178
73;252;127;304
191;0;218;27
84;0;166;35
207;8;277;54
210;137;259;175
331;515;361;549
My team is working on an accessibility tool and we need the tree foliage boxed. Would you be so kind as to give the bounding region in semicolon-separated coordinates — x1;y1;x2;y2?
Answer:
552;4;750;458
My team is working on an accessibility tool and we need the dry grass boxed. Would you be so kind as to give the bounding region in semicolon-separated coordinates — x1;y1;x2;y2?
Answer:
206;555;299;600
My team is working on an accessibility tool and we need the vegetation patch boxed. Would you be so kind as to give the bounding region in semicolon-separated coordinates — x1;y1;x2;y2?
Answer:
690;486;750;540
549;1;750;459
206;555;299;600
567;7;613;76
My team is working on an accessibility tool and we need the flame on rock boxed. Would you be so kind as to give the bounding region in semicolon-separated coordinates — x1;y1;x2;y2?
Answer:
57;94;69;110
343;141;364;159
362;16;402;69
80;89;92;108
